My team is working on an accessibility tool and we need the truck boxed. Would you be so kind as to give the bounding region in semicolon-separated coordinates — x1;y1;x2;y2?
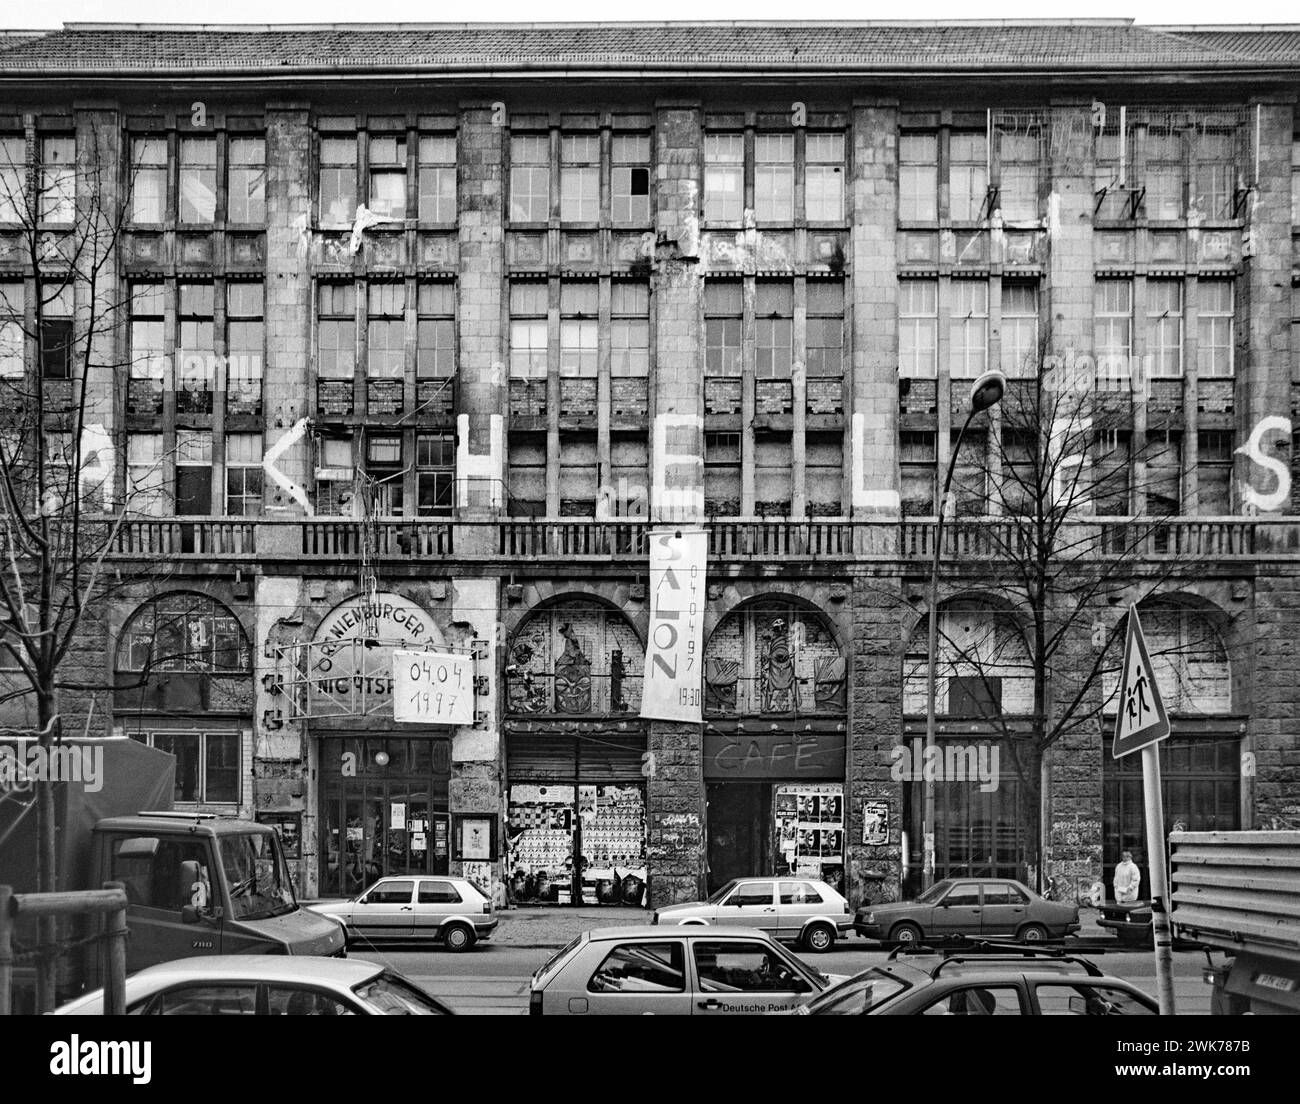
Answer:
0;736;345;1012
1169;830;1300;1016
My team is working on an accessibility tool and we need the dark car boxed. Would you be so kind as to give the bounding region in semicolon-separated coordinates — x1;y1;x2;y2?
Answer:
1098;900;1154;947
854;878;1079;945
795;947;1158;1016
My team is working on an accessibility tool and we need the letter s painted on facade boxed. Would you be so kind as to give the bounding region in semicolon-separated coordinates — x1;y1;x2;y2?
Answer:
1236;416;1292;512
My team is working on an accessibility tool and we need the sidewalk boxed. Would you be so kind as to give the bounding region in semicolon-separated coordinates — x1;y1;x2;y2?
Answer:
492;905;651;947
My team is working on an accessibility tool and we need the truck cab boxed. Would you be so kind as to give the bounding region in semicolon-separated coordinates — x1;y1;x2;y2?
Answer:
92;813;346;976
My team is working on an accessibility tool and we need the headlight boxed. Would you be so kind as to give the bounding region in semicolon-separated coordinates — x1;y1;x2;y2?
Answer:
862;912;874;924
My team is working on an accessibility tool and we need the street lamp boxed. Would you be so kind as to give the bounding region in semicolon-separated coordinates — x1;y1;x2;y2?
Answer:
921;369;1005;891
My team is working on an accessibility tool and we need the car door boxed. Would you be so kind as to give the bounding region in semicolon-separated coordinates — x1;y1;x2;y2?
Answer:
979;882;1028;936
690;939;817;1015
777;880;826;940
932;882;983;937
573;939;693;1015
415;878;463;938
351;878;415;939
715;881;778;932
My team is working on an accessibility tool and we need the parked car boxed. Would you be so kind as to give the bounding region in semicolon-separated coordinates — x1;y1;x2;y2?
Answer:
529;925;844;1015
796;948;1158;1015
51;956;455;1015
853;878;1079;945
652;877;852;952
1098;900;1154;947
308;875;497;951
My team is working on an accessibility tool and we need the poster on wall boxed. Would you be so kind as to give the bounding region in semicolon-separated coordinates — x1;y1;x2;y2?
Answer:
774;783;845;894
507;783;647;906
640;529;707;723
862;801;889;845
392;650;475;725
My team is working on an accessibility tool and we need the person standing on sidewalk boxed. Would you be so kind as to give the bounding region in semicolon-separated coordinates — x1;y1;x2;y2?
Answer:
1113;850;1141;903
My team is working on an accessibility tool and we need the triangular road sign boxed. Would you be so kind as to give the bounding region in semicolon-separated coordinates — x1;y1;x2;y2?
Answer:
1113;605;1171;758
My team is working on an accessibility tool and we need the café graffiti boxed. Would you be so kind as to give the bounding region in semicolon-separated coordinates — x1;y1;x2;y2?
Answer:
703;728;846;779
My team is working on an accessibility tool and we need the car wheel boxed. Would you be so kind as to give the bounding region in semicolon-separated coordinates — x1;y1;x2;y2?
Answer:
802;922;836;953
889;921;923;946
1018;923;1049;942
442;922;476;952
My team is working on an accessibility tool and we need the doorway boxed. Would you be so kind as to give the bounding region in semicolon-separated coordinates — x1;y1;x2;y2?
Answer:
318;736;451;897
706;783;771;893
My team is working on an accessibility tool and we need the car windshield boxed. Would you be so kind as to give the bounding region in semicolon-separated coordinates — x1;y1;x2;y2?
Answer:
706;880;740;904
803;969;910;1015
354;972;450;1015
218;831;297;921
914;880;955;905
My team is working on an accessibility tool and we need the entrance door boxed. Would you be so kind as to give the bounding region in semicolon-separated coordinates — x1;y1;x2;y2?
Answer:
706;783;771;893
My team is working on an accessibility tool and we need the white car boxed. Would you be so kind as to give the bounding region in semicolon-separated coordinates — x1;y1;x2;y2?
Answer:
653;878;853;952
51;956;454;1015
308;874;497;951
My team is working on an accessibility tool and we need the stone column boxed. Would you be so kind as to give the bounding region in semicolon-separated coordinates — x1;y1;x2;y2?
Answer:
849;102;900;517
651;102;704;523
1238;102;1294;515
448;577;504;906
457;104;506;517
647;722;706;906
845;574;905;905
1250;573;1300;829
263;104;313;510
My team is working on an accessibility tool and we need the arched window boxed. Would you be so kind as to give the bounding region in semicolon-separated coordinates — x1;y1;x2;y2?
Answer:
506;600;642;715
1134;603;1231;714
903;600;1033;717
118;593;250;674
704;603;845;716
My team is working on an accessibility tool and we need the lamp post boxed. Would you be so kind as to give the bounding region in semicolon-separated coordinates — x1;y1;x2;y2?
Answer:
922;369;1006;891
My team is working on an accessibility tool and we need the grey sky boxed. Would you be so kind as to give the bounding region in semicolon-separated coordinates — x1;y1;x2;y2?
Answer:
4;1;1299;31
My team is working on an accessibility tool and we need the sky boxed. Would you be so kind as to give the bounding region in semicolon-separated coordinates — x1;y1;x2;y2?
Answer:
3;0;1299;31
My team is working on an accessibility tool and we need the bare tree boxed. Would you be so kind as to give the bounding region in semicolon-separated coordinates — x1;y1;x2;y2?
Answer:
0;124;180;1008
900;335;1224;891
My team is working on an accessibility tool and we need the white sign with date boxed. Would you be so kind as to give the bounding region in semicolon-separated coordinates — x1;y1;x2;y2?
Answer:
392;650;475;725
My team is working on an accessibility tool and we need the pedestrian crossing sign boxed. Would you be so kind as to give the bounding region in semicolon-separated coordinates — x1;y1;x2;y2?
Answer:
1112;605;1171;758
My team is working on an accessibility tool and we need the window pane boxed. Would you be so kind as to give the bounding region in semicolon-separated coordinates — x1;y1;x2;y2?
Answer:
705;134;744;222
227;137;265;223
179;138;216;223
899;134;938;222
40;137;75;223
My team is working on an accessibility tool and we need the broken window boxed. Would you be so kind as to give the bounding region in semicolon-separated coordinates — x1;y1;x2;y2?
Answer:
612;133;651;225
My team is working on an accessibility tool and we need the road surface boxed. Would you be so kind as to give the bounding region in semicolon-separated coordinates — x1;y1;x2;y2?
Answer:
352;937;1219;1015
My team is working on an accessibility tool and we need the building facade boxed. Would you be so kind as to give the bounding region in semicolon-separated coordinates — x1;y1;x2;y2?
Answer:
1;21;1298;908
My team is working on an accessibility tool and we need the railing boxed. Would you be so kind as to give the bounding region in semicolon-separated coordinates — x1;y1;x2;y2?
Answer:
91;515;1300;562
300;519;454;558
504;671;643;716
107;518;256;556
498;519;647;559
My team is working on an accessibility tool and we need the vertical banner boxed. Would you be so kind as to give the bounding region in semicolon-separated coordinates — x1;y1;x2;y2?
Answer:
640;528;707;723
